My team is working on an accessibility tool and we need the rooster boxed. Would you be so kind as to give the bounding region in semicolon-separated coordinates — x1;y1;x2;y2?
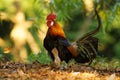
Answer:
44;9;101;67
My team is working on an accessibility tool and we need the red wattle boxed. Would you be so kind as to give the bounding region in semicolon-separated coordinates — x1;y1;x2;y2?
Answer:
47;20;52;27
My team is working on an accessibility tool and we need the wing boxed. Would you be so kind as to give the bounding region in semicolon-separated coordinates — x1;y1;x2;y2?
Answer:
57;37;71;47
57;37;78;58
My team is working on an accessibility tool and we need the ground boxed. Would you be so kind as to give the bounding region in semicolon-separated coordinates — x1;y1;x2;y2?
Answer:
0;62;120;80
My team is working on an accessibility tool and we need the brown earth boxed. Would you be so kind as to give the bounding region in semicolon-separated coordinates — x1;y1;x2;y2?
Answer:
0;62;120;80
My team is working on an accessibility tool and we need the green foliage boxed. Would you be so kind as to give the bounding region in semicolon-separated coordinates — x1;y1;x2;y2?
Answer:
22;0;47;24
0;0;14;14
103;2;120;32
36;52;52;64
29;26;43;49
50;0;83;21
91;56;120;70
28;52;52;64
114;41;120;59
68;59;76;66
0;48;4;61
61;61;68;69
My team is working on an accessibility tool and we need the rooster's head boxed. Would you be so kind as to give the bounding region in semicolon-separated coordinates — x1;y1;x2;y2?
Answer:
46;13;56;27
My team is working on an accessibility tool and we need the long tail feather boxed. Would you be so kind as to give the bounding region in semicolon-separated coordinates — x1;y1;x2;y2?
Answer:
77;8;101;42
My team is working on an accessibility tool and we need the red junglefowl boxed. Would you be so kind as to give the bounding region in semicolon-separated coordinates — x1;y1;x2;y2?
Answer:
44;9;101;67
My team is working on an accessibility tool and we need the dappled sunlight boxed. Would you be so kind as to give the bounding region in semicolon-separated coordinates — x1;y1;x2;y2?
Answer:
10;11;40;62
26;31;40;54
10;11;31;62
38;24;48;41
83;0;94;12
0;38;6;47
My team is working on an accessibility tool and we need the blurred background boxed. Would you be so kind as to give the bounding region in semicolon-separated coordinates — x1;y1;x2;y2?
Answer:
0;0;120;67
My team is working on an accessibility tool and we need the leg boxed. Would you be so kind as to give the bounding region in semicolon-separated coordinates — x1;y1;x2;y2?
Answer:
52;48;61;68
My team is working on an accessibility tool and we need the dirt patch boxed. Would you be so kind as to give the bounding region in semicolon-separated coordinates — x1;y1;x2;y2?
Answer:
0;62;120;80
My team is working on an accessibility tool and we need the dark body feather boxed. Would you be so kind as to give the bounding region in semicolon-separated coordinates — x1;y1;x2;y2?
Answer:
44;22;73;62
44;31;73;62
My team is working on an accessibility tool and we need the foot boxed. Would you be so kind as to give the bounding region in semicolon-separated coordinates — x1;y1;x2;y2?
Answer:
52;48;61;68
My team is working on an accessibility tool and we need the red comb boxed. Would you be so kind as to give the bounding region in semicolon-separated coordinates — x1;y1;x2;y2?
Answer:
46;13;56;20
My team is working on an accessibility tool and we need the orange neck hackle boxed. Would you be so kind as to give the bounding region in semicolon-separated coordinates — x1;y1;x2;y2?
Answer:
48;21;66;38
